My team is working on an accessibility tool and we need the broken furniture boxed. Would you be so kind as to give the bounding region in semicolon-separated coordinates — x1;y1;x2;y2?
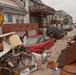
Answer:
32;50;51;64
0;32;37;75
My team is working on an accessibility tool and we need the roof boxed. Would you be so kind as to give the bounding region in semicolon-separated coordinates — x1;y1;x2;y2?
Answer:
56;10;72;18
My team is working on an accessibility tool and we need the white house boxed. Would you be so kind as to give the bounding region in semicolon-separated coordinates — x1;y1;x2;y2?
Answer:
0;0;29;24
0;0;37;35
52;10;73;26
0;0;55;35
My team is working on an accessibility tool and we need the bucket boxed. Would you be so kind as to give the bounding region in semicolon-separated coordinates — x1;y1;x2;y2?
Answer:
9;34;23;49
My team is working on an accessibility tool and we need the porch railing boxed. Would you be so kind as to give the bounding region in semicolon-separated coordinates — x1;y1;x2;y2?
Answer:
29;4;55;15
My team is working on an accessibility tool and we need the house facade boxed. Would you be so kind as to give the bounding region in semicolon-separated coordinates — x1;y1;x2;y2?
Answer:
0;0;28;24
51;10;73;26
29;0;55;33
0;0;38;36
0;0;55;35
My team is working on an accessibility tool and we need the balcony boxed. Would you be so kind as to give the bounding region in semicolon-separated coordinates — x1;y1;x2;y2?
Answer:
29;4;55;15
51;20;63;24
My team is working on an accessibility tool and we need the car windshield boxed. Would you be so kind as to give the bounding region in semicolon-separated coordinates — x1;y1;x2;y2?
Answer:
26;38;39;44
47;27;60;32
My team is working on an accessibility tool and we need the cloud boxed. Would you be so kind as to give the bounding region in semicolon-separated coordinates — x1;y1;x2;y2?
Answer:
41;0;76;22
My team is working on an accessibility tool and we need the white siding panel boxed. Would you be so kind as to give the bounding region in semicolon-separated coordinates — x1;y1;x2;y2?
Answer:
28;30;36;36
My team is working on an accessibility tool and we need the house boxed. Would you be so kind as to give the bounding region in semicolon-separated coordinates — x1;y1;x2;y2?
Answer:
0;0;38;36
51;10;73;26
0;0;28;24
0;0;55;35
29;0;55;34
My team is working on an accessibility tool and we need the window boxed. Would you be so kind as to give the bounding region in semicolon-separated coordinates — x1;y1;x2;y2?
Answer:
38;37;45;43
21;19;24;23
30;17;33;23
20;15;24;23
15;15;24;23
44;36;51;41
23;1;26;7
30;17;38;23
7;14;12;22
16;19;19;23
15;15;19;23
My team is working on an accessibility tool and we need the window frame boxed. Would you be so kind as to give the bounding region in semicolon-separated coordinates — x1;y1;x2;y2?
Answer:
15;15;24;23
7;13;13;22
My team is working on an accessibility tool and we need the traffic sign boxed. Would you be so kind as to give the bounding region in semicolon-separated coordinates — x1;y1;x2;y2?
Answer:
0;13;4;26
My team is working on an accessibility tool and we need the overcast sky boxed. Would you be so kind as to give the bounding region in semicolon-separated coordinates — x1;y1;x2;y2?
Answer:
41;0;76;23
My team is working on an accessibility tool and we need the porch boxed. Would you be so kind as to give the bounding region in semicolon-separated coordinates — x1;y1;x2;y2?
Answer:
29;4;55;33
29;4;55;15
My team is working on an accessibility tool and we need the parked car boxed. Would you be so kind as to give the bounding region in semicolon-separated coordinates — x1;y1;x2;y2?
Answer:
58;26;67;36
63;25;73;31
46;26;67;39
26;34;56;54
